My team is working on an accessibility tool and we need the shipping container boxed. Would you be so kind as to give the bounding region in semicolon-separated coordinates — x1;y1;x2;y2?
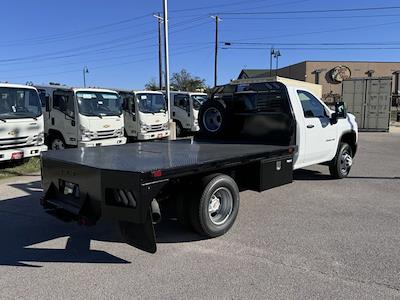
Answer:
342;77;392;131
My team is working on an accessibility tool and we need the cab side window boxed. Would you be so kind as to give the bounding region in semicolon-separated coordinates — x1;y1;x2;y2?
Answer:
53;92;75;118
174;94;189;111
297;90;326;118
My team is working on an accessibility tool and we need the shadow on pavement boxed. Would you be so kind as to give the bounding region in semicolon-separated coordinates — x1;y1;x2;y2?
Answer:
0;180;130;267
1;180;206;266
294;169;400;181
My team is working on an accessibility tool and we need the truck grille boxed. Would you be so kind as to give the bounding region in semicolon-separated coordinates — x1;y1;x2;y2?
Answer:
94;130;115;140
0;135;37;150
148;124;163;132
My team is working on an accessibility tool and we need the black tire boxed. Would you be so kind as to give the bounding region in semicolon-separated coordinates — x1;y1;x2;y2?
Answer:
198;100;231;137
175;121;184;137
49;134;66;150
329;142;353;179
190;174;240;238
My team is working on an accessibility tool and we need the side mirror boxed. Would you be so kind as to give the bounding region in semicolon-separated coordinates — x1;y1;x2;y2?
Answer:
335;101;347;119
330;112;338;125
45;96;50;112
132;113;136;122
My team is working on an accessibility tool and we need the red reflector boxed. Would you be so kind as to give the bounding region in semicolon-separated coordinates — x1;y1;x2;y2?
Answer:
11;152;24;160
152;170;162;178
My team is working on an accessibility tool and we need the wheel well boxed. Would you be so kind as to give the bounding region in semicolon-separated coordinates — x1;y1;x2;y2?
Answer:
340;131;357;156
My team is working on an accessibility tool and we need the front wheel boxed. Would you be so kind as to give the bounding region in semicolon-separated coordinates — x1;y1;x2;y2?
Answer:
190;174;240;238
50;135;66;150
329;142;353;179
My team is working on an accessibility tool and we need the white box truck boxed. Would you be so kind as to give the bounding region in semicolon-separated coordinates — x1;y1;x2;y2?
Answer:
169;91;208;136
0;83;47;162
35;84;126;150
116;89;170;141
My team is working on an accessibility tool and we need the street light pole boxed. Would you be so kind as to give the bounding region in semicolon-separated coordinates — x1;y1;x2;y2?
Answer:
274;50;281;76
153;13;163;90
83;66;89;88
269;47;275;77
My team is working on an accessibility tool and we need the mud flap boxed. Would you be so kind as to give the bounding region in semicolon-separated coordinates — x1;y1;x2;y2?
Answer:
118;208;156;253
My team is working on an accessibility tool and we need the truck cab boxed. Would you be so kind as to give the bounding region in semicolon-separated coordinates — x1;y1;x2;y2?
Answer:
0;83;47;162
117;90;170;141
169;91;208;136
201;77;358;178
35;84;126;150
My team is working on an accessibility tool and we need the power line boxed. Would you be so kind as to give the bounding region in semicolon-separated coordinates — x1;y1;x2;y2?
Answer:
215;5;400;15
0;13;152;46
222;46;400;50
4;45;211;81
225;20;400;43
222;14;400;20
223;41;400;46
0;16;209;65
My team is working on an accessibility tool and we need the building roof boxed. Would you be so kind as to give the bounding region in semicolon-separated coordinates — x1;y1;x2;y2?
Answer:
238;69;272;79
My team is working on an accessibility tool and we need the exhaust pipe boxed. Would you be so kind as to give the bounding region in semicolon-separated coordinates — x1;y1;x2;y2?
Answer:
150;199;161;224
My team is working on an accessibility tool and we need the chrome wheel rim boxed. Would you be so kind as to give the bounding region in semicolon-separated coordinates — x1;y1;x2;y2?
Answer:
203;107;222;132
52;138;65;150
340;149;352;175
208;187;233;225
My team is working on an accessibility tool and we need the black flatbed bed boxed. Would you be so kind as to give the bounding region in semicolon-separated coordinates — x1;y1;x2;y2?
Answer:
42;140;291;175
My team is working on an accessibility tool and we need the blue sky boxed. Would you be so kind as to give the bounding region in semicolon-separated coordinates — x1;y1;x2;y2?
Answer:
1;0;400;88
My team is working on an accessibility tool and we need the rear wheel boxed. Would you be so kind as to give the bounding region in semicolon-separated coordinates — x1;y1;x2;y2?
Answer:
190;174;240;238
198;101;231;137
329;142;353;179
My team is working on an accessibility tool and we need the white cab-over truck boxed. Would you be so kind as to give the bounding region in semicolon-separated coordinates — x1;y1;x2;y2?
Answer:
169;91;208;136
35;84;126;150
117;89;170;140
0;83;47;162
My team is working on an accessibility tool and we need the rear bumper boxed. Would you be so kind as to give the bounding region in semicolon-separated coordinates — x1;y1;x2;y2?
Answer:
138;130;170;140
78;137;126;147
0;144;47;162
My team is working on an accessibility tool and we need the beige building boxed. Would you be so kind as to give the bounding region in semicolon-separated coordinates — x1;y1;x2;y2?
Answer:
238;61;400;103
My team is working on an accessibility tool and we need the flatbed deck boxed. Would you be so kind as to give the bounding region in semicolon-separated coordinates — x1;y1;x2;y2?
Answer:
42;140;292;175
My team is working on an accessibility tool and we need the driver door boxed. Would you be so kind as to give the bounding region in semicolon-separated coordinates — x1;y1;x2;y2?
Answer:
121;92;137;137
172;94;190;129
297;90;337;165
52;90;77;146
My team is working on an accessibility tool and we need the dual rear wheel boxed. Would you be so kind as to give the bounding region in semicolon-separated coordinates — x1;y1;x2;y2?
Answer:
177;174;240;238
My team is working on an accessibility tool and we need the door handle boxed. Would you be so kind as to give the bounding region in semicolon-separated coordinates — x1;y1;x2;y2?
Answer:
307;124;314;129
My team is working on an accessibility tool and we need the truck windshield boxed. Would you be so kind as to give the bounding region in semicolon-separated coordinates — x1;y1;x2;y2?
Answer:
77;92;122;117
192;94;207;110
0;88;42;119
137;93;166;114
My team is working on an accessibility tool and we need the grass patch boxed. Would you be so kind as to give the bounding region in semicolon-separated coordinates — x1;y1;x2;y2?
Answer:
0;157;41;180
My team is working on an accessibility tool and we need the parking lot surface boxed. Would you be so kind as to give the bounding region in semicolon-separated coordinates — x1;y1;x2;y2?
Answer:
0;132;399;299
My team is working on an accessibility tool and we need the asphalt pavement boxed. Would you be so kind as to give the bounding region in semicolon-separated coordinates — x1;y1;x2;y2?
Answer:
0;132;399;299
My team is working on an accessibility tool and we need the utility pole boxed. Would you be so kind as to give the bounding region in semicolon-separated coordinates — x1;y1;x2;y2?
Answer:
211;16;221;87
153;13;163;90
83;66;89;88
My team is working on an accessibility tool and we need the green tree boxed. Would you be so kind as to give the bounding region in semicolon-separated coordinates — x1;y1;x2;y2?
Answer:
144;78;160;91
170;69;207;92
